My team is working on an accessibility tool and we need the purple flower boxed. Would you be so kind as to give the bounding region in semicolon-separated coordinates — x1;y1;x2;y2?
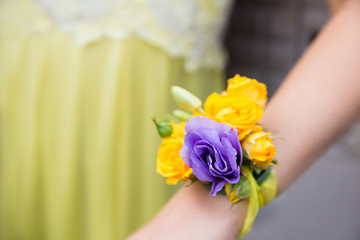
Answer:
180;116;242;196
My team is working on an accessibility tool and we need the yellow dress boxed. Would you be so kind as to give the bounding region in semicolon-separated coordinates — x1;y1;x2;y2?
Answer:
0;0;232;239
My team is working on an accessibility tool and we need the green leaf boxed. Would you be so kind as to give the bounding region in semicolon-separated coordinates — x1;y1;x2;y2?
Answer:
152;117;173;138
252;169;261;179
255;167;272;185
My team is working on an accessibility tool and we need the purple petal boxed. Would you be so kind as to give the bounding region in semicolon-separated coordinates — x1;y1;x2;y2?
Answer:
180;132;202;166
190;151;214;182
180;144;192;167
224;172;240;184
221;137;239;171
196;128;224;153
180;116;243;188
208;153;228;176
185;116;232;134
185;116;217;132
227;128;242;166
184;132;202;149
209;179;227;196
212;154;226;172
194;143;212;160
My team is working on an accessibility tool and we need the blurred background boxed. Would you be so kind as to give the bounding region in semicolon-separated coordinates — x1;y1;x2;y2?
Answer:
0;0;359;239
224;0;360;239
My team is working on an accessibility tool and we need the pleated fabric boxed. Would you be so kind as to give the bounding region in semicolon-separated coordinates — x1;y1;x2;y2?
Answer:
0;16;224;239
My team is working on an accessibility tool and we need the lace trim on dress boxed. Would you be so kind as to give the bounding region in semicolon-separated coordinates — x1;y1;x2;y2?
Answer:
0;0;233;72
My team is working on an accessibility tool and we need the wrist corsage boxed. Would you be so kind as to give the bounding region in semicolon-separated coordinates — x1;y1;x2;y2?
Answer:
153;74;278;237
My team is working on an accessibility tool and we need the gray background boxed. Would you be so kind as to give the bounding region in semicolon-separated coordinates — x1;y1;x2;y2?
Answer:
224;1;360;239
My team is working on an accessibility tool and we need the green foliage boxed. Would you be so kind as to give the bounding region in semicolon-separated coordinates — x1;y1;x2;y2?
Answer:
254;167;272;186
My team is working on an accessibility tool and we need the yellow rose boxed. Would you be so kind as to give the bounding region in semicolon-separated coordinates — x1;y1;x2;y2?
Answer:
227;74;267;108
242;128;276;167
156;122;193;185
202;93;263;140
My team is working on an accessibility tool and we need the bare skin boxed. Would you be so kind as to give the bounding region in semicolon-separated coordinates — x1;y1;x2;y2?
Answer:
327;0;347;13
127;0;360;239
270;0;360;194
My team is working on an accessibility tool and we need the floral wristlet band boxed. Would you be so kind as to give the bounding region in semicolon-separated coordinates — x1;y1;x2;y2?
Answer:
153;75;279;238
237;167;277;237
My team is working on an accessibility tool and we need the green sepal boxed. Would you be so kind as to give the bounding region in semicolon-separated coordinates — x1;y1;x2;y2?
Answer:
236;175;251;199
271;159;278;165
230;198;245;208
241;146;252;161
184;178;198;187
268;135;284;141
152;117;173;138
256;123;270;132
229;175;251;203
242;158;252;167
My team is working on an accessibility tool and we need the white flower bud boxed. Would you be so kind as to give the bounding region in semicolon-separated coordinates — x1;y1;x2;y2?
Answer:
170;86;202;112
173;109;193;121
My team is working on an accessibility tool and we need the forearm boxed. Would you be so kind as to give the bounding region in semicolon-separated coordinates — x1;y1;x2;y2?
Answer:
327;0;347;14
127;181;248;240
263;0;360;194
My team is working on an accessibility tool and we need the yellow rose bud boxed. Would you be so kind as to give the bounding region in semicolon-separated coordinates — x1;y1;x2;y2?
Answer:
203;93;263;140
227;74;267;108
156;122;193;185
243;129;276;167
225;183;241;204
171;86;202;112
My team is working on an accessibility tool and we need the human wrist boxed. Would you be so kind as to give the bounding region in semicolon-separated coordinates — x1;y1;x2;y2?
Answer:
129;181;249;240
174;181;249;240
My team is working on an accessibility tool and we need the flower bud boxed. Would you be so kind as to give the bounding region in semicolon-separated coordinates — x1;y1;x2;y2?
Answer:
173;109;193;121
171;86;202;112
225;175;251;204
243;129;276;168
152;118;173;138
